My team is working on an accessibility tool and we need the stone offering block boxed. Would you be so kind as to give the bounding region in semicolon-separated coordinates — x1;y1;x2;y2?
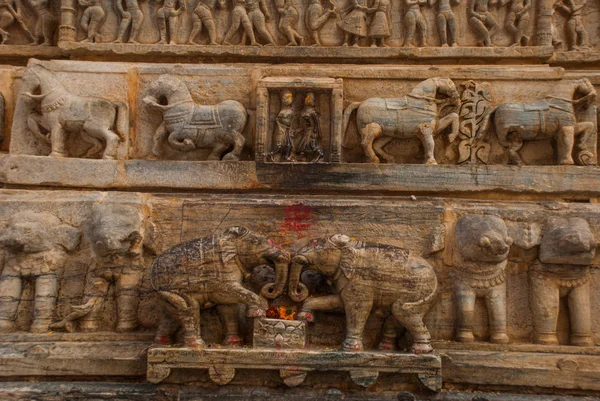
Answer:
146;347;442;390
253;318;307;349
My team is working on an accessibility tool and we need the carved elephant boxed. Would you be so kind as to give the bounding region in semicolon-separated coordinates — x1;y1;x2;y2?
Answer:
51;204;158;333
151;226;289;347
450;214;513;344
0;211;80;333
289;234;438;354
529;217;596;346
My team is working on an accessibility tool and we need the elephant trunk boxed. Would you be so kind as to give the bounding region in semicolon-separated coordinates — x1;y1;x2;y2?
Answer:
260;251;290;299
288;255;309;303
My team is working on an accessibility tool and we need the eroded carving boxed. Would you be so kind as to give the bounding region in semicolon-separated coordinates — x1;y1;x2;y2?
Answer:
432;0;459;47
113;0;144;44
188;0;219;45
151;226;289;347
403;0;428;48
29;0;56;45
19;63;129;159
529;217;596;346
0;0;35;44
0;212;80;333
343;77;460;165
144;75;248;160
469;0;499;47
554;0;590;51
275;0;303;46
289;234;438;354
305;0;337;46
338;0;367;47
78;0;106;43
367;0;390;47
156;0;185;44
502;0;531;46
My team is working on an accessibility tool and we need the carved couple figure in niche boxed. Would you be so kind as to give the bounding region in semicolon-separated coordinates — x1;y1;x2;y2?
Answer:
0;0;55;45
267;90;324;163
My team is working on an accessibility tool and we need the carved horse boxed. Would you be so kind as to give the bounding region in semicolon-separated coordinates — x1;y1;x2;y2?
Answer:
479;78;597;165
20;63;129;159
342;77;461;165
144;75;248;160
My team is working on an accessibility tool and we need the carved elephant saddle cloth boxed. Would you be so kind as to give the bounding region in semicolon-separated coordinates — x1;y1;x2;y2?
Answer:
384;97;435;116
166;105;222;131
151;235;233;291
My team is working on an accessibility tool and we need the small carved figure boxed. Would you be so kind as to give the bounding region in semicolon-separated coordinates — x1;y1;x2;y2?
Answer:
28;0;56;45
289;234;438;353
244;0;276;45
469;0;499;47
367;0;390;47
431;0;459;47
275;0;303;46
451;215;513;344
19;63;129;159
266;90;299;162
478;78;596;165
78;0;106;43
501;0;530;46
0;212;80;333
51;204;156;333
151;226;290;347
188;0;219;45
113;0;144;44
0;0;35;44
337;0;367;47
343;77;460;165
144;75;248;160
298;92;324;162
529;217;596;346
403;0;428;47
222;0;256;45
305;0;337;46
156;0;185;44
553;0;589;51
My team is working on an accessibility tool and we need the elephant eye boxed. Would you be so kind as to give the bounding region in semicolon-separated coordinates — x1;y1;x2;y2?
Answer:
251;238;261;245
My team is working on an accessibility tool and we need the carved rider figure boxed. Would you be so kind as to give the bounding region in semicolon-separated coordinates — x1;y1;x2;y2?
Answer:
113;0;144;44
431;0;459;47
305;0;337;46
469;0;499;47
188;0;218;45
156;0;185;44
403;0;428;47
78;0;105;43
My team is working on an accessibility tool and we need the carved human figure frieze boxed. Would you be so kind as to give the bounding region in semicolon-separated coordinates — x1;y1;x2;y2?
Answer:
528;217;596;346
156;0;185;44
290;235;439;354
0;0;37;44
469;0;499;47
188;0;220;45
18;63;129;159
343;77;460;165
223;0;275;46
0;212;80;333
479;78;596;166
275;0;303;46
144;74;248;160
553;0;590;51
502;0;531;46
431;0;459;47
50;204;157;333
403;0;428;47
78;0;106;43
337;0;368;47
367;0;390;47
28;0;56;45
113;0;144;44
305;0;337;46
151;227;289;347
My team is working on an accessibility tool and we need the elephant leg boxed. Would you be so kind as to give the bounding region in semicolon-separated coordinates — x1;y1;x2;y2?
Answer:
568;281;593;346
528;273;560;345
115;267;142;333
500;131;524;166
455;280;476;343
392;301;432;354
208;141;231;161
222;131;246;161
49;122;67;157
557;125;575;165
0;265;22;333
484;282;509;344
217;304;242;346
210;283;268;318
298;294;344;322
416;121;437;165
372;136;395;163
30;274;58;333
378;315;402;351
161;292;203;347
154;300;179;344
341;286;373;351
360;123;382;163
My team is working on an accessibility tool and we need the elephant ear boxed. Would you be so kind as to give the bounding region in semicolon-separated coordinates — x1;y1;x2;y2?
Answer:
218;227;249;269
56;225;81;252
329;234;356;280
143;219;160;255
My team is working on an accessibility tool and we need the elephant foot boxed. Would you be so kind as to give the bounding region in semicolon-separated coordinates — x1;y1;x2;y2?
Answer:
185;337;206;348
0;319;16;333
456;328;475;343
489;332;509;344
425;158;438;166
30;320;51;333
571;334;594;347
247;307;266;318
222;153;241;161
155;335;174;345
558;157;575;166
411;341;433;354
223;334;243;347
377;337;396;351
534;332;559;345
342;337;364;352
49;151;66;158
116;321;138;333
297;310;315;322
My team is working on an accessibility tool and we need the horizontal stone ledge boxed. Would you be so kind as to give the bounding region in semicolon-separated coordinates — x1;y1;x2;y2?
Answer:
550;50;600;66
59;41;555;64
2;154;600;195
0;45;68;62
